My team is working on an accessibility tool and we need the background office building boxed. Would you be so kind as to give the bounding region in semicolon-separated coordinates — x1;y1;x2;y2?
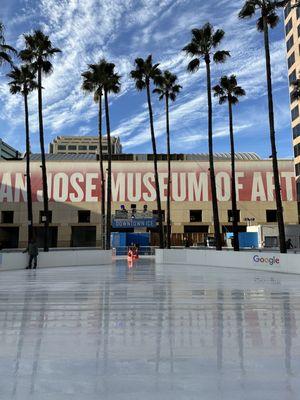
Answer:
0;152;298;248
0;138;21;160
284;0;300;202
49;135;122;155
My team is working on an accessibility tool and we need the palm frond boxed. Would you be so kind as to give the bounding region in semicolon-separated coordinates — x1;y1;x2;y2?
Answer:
233;86;246;97
0;51;12;65
1;43;17;53
239;0;257;19
267;11;279;29
187;58;200;72
213;50;230;63
135;79;146;91
7;64;38;96
212;29;225;47
218;95;228;105
231;96;239;105
42;60;53;75
213;84;225;97
172;84;182;93
48;47;62;55
131;55;161;90
182;41;200;56
9;84;22;95
19;30;60;78
153;87;164;96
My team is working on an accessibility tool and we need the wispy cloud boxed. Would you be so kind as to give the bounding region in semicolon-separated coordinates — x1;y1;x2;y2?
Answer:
0;0;292;158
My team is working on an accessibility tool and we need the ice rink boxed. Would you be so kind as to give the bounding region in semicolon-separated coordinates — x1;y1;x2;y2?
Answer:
1;258;300;400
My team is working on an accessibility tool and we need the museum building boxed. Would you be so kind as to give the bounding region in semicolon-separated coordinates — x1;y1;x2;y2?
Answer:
0;152;298;248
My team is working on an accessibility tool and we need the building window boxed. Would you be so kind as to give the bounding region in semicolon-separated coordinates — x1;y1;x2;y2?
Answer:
294;143;300;157
287;35;294;52
153;210;165;222
39;210;52;223
286;18;293;36
89;145;97;150
57;145;66;150
68;145;77;150
296;163;300;176
292;105;299;121
1;211;14;223
78;145;87;150
78;210;91;223
293;123;300;139
285;2;292;19
227;210;240;223
289;69;296;85
288;52;295;69
190;210;202;222
266;210;277;223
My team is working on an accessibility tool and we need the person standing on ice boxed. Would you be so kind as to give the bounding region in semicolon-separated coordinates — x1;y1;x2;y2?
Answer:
23;238;39;269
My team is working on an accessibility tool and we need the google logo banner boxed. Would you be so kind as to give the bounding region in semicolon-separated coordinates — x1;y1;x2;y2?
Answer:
253;255;280;266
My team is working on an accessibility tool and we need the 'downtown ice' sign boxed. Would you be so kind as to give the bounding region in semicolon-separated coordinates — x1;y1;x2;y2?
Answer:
0;160;296;203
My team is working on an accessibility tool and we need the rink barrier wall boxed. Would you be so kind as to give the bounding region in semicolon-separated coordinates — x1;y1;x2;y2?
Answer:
0;249;112;271
155;248;300;274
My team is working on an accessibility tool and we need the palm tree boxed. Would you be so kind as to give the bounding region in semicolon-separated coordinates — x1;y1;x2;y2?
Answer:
0;22;16;67
153;70;182;249
82;60;108;249
213;75;246;252
239;1;287;253
183;23;230;251
19;30;61;252
7;65;38;245
99;61;121;250
130;55;164;249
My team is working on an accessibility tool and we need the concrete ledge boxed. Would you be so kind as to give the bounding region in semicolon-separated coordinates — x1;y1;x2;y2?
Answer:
155;248;300;274
0;249;112;271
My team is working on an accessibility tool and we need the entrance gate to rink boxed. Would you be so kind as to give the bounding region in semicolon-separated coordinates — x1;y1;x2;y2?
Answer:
150;232;219;247
113;246;156;256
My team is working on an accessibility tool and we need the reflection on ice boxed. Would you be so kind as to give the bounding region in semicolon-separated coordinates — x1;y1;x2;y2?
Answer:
0;259;300;399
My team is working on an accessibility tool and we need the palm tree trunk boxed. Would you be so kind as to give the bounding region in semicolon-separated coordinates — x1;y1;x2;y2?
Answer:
228;101;239;251
104;90;112;250
205;58;222;250
146;81;164;249
37;66;49;252
166;94;171;249
263;16;286;253
98;94;105;249
24;91;33;244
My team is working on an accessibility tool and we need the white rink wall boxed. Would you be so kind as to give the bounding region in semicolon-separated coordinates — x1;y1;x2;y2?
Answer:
0;249;112;271
156;248;300;274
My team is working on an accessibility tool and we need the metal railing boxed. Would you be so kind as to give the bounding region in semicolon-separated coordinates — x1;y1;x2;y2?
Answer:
113;210;156;220
113;246;157;256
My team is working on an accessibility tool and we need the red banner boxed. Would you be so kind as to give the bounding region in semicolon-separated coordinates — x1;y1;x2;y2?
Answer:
0;160;296;203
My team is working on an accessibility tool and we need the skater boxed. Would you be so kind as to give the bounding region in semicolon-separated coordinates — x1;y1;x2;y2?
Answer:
286;238;293;249
23;238;39;269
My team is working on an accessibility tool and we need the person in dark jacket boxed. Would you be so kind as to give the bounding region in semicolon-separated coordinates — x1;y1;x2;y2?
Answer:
286;239;294;249
23;239;39;269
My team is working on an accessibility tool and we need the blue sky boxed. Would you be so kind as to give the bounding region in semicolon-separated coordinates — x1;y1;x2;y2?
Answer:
0;0;294;158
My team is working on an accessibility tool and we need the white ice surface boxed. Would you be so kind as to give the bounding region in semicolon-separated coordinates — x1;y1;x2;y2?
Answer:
1;258;300;399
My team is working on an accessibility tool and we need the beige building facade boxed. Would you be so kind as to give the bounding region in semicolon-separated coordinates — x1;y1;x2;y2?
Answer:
284;1;300;202
0;154;298;248
49;135;122;155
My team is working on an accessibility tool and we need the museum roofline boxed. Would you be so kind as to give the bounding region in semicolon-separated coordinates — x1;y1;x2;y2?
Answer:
1;152;294;162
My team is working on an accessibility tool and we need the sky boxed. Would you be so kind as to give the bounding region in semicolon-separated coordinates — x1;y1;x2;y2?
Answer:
0;0;294;158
